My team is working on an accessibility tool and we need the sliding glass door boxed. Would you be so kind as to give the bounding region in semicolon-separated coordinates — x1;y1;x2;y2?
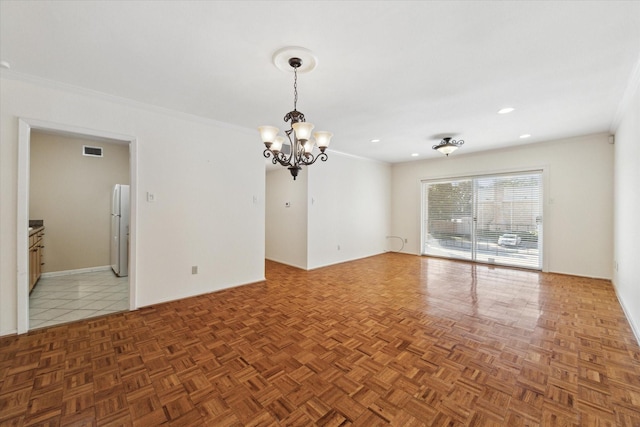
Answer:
423;179;474;260
422;171;543;269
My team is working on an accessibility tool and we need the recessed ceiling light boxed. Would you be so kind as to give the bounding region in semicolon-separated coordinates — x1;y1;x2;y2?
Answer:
498;107;515;114
370;139;381;143
520;134;531;139
411;153;419;157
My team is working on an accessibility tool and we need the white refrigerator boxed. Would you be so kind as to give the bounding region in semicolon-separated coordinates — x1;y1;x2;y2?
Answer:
110;184;130;277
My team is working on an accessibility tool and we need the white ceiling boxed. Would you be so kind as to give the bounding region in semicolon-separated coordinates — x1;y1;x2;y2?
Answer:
1;1;639;163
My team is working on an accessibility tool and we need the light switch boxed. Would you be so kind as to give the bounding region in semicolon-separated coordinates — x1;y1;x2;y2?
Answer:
147;192;155;202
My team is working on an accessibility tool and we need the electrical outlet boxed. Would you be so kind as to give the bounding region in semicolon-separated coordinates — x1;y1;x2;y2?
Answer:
337;244;341;251
404;238;408;243
191;266;198;274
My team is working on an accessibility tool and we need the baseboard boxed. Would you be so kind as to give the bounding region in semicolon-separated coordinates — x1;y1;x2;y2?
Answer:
612;279;640;346
307;251;389;271
265;257;307;270
41;265;111;278
137;277;266;309
0;329;18;338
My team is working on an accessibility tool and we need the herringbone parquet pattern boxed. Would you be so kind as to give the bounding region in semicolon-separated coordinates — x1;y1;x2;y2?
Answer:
1;254;639;426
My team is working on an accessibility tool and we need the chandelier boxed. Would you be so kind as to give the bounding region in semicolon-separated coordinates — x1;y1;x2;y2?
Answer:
432;137;464;156
258;57;333;180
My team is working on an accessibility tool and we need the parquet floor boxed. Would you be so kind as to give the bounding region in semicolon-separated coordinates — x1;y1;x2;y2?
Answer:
1;254;639;426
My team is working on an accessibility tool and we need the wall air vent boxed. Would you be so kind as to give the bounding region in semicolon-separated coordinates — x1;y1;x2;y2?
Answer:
83;145;103;157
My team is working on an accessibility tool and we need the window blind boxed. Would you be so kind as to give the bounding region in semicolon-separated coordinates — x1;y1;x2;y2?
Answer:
422;171;543;269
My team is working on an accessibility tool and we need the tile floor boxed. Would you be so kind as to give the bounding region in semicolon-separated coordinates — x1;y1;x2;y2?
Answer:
29;269;129;329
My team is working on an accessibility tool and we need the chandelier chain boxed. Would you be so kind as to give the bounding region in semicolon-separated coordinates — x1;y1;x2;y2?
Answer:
293;66;298;111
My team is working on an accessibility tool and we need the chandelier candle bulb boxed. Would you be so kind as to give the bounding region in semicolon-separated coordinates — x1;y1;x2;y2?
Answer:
258;126;279;146
303;140;315;156
292;122;314;142
314;131;333;152
271;136;284;154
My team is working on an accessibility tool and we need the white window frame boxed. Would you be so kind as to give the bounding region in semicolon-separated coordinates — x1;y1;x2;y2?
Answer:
420;168;546;271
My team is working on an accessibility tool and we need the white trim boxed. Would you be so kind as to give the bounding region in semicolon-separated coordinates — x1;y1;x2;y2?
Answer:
40;265;111;278
265;257;307;271
16;120;31;335
419;168;546;272
16;118;138;334
307;251;389;271
611;55;640;132
129;134;138;313
418;166;546;184
1;71;387;167
266;252;390;271
1;70;255;136
19;118;138;144
612;279;640;345
414;163;551;271
541;166;550;273
325;148;390;166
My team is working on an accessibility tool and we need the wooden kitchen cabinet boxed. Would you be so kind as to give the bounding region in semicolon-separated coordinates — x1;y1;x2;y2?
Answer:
29;227;45;293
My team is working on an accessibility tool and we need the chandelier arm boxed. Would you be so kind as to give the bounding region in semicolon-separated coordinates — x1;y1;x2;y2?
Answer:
300;152;328;166
264;148;295;167
275;151;292;166
282;128;297;166
298;153;315;166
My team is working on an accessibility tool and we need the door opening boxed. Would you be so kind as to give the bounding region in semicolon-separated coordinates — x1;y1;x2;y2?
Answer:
17;118;137;334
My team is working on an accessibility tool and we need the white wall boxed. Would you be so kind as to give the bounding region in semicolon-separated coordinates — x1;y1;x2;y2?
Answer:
613;80;640;339
30;132;130;272
265;167;308;269
265;152;391;271
307;152;391;270
391;133;614;279
0;76;265;336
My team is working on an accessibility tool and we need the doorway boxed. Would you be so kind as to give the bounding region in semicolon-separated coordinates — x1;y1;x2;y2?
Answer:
28;131;130;328
16;118;138;334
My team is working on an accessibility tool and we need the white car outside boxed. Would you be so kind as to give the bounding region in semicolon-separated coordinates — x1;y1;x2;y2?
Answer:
498;234;521;246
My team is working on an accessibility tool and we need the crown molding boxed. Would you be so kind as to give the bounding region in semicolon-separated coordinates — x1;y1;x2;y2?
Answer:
0;69;256;136
610;55;640;133
326;148;391;166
